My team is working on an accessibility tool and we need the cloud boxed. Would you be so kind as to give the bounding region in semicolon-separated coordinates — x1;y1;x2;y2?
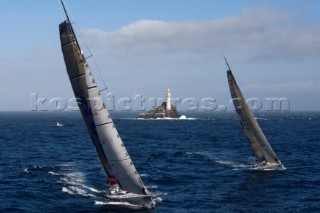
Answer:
82;6;320;61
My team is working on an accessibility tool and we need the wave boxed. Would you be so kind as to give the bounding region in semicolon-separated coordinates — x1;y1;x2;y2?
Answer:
156;115;196;120
255;117;267;120
57;166;162;207
214;159;248;170
133;115;197;120
186;151;249;170
48;171;58;175
23;163;80;176
62;185;95;197
94;200;140;208
83;185;104;194
23;165;56;174
154;196;163;203
62;187;75;195
22;164;102;198
140;173;150;177
58;171;86;185
59;171;102;198
150;191;164;203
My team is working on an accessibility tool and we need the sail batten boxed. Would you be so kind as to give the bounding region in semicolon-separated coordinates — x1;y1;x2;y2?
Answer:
59;12;148;194
225;59;284;169
70;74;85;80
95;122;113;126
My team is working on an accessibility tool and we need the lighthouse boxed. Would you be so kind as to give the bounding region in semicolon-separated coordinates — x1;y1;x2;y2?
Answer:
166;89;171;111
138;89;179;119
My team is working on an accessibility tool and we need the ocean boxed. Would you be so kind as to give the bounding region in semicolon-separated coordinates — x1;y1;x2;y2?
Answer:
1;111;319;213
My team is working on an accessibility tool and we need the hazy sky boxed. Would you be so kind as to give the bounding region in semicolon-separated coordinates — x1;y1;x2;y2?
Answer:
0;0;319;111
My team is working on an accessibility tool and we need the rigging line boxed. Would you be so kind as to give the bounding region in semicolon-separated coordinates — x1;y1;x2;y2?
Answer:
227;59;249;98
60;0;70;22
60;0;77;24
99;88;108;93
236;73;249;100
223;53;231;71
73;22;109;93
60;0;109;94
59;0;64;22
85;54;93;60
60;0;82;52
225;58;231;71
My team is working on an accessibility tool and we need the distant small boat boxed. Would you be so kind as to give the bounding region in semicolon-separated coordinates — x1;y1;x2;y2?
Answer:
56;122;64;127
224;57;285;171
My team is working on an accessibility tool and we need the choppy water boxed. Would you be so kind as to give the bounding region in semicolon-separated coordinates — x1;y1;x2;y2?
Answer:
1;111;320;212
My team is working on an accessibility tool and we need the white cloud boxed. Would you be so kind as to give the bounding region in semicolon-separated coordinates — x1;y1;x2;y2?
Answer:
82;6;320;61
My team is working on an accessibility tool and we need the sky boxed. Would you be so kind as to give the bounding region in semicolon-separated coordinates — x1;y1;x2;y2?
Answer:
0;0;319;111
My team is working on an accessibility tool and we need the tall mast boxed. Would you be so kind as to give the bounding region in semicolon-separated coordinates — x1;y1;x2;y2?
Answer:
60;0;82;54
61;0;71;22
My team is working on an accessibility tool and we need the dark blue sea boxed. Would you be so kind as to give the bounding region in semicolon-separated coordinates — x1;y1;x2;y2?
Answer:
1;111;320;213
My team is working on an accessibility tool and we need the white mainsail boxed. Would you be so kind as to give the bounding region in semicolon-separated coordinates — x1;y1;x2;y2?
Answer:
59;1;149;195
225;57;285;170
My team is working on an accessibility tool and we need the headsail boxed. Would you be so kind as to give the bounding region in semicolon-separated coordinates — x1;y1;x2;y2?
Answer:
59;1;148;195
224;57;284;169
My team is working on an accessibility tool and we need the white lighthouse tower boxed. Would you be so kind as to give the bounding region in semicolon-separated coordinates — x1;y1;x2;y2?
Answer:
166;89;171;111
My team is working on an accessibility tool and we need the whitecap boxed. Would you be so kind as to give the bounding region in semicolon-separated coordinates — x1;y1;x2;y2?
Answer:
214;159;247;168
154;197;163;203
59;172;86;185
94;200;109;205
63;186;95;197
48;171;58;175
146;185;158;189
179;115;187;119
82;185;103;194
191;151;249;169
94;200;139;207
62;187;75;195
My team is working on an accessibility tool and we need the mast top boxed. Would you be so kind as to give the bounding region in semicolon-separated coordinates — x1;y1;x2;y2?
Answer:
224;56;231;71
60;0;82;54
61;0;71;22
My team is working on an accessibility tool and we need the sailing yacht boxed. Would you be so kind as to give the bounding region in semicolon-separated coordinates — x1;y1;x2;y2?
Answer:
59;1;155;208
56;122;64;127
224;57;285;171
